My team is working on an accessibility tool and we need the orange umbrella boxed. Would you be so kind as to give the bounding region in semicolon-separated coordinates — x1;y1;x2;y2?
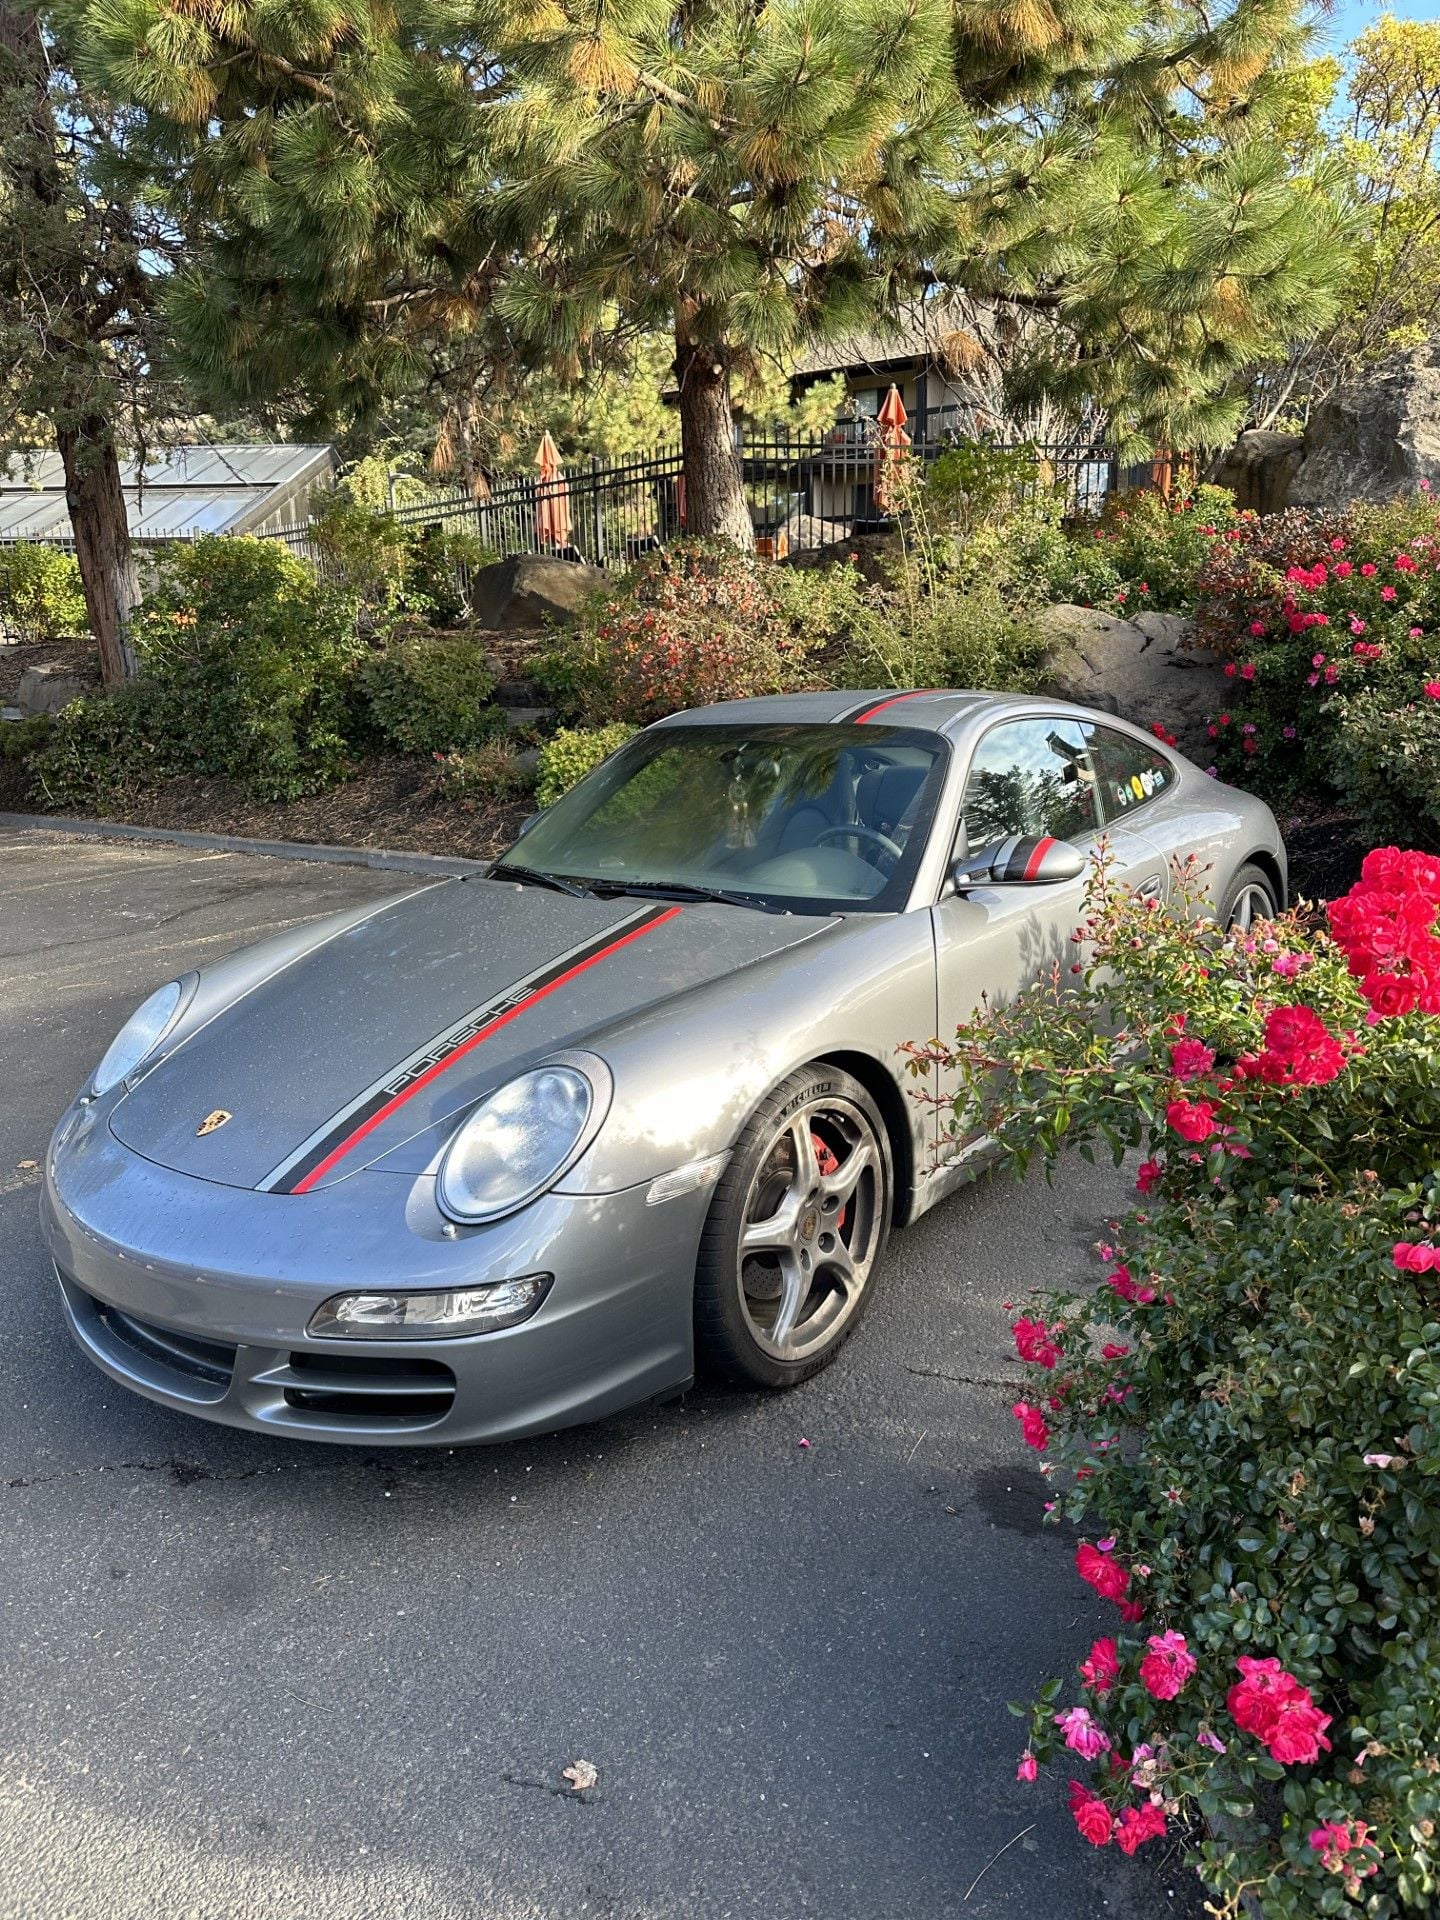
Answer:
535;432;572;549
874;384;911;513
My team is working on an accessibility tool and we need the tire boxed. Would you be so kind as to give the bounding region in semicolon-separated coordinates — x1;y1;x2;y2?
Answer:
694;1064;893;1389
1219;861;1279;933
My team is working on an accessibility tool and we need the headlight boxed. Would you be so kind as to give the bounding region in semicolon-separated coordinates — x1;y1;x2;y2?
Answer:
308;1275;551;1340
91;979;188;1097
436;1060;607;1223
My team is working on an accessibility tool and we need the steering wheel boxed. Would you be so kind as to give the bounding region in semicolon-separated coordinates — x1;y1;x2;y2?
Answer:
815;823;904;870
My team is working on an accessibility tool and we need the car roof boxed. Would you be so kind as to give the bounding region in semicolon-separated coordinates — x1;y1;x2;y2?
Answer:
650;690;1155;743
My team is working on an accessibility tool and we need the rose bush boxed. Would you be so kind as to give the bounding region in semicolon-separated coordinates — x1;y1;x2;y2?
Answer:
1191;492;1440;842
1079;483;1243;615
908;849;1440;1916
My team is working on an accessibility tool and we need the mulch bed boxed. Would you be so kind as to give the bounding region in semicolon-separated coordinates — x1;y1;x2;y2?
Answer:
1277;804;1368;905
1;752;530;862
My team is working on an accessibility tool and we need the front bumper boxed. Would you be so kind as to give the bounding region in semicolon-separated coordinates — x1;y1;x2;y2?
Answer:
42;1101;705;1445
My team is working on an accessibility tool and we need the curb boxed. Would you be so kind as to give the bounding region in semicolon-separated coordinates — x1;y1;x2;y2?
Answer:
0;810;492;878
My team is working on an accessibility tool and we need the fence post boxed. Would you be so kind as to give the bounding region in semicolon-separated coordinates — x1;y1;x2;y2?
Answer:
590;456;605;568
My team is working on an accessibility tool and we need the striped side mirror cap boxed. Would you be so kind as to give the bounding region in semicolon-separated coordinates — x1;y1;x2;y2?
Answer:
953;835;1087;888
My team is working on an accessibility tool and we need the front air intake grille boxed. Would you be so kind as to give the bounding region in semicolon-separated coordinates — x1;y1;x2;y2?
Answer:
272;1351;456;1423
97;1301;238;1390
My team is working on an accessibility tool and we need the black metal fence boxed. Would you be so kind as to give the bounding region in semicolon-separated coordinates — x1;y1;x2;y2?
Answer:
264;422;1119;576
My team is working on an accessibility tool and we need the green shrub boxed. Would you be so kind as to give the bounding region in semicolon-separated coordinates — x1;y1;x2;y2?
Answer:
309;494;495;629
1330;686;1440;849
918;849;1440;1916
357;631;501;755
308;495;411;618
402;524;493;627
431;740;532;805
0;713;54;762
534;722;637;807
1080;483;1241;613
0;543;88;641
30;536;363;807
923;437;1047;539
838;580;1043;692
29;683;174;812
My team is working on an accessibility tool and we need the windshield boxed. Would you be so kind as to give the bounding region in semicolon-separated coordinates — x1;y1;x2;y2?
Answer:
498;723;948;913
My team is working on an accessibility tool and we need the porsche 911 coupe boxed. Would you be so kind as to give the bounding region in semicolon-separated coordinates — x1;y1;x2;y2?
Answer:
43;690;1285;1444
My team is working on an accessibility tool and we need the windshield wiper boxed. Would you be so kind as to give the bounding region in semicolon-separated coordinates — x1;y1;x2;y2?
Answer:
490;862;592;899
586;879;775;912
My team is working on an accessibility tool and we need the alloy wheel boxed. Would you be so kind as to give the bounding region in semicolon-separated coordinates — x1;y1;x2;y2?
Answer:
735;1094;883;1363
1228;882;1275;932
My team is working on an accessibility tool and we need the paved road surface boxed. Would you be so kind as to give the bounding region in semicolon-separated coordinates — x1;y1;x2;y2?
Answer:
0;827;1205;1920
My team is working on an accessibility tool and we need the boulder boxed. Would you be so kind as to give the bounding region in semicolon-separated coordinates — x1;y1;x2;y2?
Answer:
468;553;602;631
1209;430;1303;516
1290;337;1440;511
1035;605;1226;757
15;664;86;716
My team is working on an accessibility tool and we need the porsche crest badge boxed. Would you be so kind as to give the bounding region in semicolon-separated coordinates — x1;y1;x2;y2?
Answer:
195;1109;233;1137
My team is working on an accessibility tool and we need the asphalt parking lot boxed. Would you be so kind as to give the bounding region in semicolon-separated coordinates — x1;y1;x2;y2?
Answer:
0;825;1206;1920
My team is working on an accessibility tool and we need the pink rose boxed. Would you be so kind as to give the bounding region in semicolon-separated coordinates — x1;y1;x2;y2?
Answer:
1068;1782;1113;1847
1080;1636;1120;1693
1055;1705;1111;1760
1170;1038;1216;1081
1114;1801;1167;1855
1166;1098;1218;1143
1016;1750;1037;1783
1076;1542;1129;1604
1139;1631;1197;1701
1012;1316;1062;1368
1012;1401;1050;1450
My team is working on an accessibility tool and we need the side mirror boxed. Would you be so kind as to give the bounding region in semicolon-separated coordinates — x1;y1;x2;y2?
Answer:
953;834;1087;889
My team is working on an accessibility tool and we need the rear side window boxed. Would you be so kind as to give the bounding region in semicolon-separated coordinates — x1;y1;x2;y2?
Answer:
1089;728;1175;820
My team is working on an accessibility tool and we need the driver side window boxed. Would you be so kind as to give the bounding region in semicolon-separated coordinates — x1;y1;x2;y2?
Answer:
962;719;1101;846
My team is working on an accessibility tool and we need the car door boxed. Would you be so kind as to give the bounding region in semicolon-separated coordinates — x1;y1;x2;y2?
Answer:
927;715;1170;1160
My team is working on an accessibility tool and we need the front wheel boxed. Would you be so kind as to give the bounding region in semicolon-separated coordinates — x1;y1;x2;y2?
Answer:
1220;862;1279;933
694;1066;892;1389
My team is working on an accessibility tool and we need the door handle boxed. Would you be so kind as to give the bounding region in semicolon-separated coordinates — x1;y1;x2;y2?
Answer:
1135;875;1164;902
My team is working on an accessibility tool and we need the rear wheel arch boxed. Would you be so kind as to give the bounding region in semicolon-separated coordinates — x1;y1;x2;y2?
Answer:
1243;849;1286;911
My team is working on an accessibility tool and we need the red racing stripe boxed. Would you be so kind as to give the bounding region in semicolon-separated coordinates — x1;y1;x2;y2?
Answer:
1022;836;1056;881
289;904;684;1195
851;689;942;724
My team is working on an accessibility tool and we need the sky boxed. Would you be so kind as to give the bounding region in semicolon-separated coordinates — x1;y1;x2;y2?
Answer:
1316;0;1440;50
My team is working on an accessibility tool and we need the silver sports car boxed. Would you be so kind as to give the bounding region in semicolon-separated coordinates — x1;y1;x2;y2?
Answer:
44;690;1285;1444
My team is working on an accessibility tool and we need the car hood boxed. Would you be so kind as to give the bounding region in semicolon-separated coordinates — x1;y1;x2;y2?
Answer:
109;877;836;1191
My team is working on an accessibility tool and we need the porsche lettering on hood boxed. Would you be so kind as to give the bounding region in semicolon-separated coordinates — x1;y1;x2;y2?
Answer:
108;878;834;1192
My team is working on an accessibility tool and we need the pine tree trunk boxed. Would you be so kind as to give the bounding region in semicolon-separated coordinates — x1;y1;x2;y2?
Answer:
56;420;139;686
674;324;754;550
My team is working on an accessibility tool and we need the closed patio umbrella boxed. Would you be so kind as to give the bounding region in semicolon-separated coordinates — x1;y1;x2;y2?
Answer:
874;385;911;514
535;432;572;550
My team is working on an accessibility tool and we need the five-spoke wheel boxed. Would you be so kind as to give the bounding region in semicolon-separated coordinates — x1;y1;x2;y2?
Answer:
1221;862;1279;933
694;1066;892;1387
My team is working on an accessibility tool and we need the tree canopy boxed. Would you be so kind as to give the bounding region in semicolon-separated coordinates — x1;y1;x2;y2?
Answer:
62;0;1355;538
1260;14;1440;426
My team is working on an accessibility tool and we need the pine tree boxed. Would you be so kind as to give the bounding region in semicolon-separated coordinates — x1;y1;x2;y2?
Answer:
66;0;1353;544
0;2;165;682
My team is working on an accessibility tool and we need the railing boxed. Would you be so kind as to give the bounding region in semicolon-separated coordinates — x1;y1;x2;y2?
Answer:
262;425;1119;574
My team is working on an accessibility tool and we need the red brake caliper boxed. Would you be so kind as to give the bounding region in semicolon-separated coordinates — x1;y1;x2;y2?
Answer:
811;1132;847;1231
